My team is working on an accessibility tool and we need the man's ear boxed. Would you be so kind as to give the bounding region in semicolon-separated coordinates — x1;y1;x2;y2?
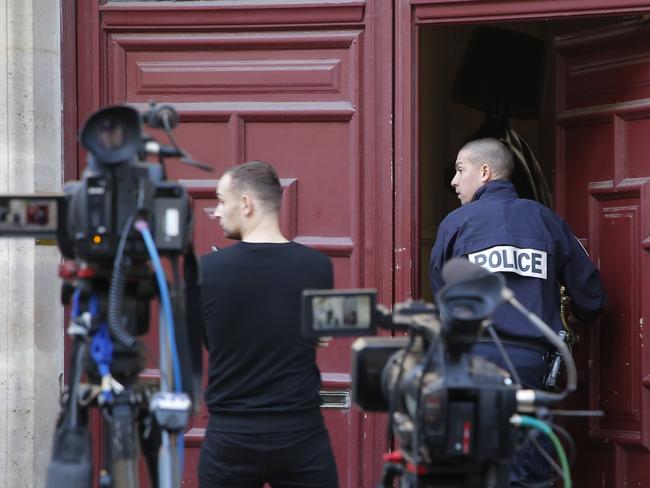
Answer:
480;164;492;182
241;194;253;216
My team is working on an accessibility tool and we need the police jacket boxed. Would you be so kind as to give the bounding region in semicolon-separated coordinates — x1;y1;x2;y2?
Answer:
429;180;606;341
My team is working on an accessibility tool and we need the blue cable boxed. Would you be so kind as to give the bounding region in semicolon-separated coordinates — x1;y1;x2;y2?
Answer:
88;294;99;316
91;323;114;403
72;291;115;403
134;219;185;472
82;293;115;404
134;220;182;391
71;288;81;319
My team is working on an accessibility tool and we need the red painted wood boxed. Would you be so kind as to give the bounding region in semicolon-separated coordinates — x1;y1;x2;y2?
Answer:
76;0;101;172
100;0;365;28
62;0;78;182
73;0;393;486
412;0;650;23
555;20;650;486
394;0;418;302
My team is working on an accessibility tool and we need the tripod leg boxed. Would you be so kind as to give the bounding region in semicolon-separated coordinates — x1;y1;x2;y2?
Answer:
45;339;92;488
105;394;140;488
158;431;182;488
140;414;161;486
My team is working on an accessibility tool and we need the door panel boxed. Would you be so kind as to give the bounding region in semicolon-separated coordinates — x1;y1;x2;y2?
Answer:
76;1;392;487
555;21;650;487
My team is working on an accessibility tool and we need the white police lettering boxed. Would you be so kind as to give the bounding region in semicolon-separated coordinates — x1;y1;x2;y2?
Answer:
467;245;547;279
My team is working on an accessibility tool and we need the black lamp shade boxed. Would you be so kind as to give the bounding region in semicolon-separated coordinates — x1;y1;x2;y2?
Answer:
451;26;548;120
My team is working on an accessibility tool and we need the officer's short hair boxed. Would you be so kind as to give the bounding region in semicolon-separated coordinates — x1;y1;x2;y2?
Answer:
462;138;514;180
224;160;283;213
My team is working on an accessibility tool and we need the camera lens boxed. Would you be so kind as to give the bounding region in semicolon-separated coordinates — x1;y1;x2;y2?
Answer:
96;119;125;151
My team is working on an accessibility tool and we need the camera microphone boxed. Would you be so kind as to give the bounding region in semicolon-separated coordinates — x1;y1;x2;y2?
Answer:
144;104;179;130
442;257;491;285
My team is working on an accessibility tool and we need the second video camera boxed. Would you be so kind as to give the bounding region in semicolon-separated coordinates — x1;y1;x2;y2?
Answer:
302;261;552;487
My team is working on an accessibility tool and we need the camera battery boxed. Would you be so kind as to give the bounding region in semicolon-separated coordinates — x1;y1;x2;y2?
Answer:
153;192;187;252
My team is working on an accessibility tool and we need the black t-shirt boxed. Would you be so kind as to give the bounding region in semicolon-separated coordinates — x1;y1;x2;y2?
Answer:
201;241;333;433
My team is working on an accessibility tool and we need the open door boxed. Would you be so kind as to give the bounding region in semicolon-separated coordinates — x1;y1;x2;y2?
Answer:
555;20;650;487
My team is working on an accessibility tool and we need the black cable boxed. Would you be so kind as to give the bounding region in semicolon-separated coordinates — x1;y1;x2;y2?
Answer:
400;321;444;488
484;323;522;385
107;212;138;348
548;409;603;417
546;420;575;465
168;255;184;392
505;294;577;404
411;336;439;488
529;434;562;482
517;419;575;488
161;111;213;172
386;334;416;443
162;113;181;151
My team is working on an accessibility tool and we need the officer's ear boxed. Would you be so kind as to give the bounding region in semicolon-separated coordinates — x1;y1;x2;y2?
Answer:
480;163;492;182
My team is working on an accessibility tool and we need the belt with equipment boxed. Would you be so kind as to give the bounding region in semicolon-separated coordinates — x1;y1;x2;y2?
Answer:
477;331;551;355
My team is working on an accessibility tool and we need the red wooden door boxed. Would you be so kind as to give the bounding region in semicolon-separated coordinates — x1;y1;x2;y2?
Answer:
555;20;650;487
72;1;393;487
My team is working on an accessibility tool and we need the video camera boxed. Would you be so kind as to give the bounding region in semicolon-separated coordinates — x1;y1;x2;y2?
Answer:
0;103;209;488
302;259;577;487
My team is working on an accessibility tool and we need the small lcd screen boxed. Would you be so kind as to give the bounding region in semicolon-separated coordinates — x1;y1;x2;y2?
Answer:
0;196;61;237
302;289;377;337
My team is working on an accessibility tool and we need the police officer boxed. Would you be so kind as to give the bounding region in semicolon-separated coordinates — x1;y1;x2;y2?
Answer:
429;138;606;486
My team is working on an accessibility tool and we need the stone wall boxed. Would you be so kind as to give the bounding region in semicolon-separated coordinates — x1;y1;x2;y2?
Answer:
0;1;64;487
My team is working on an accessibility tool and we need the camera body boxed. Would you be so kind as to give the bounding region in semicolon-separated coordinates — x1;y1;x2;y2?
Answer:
302;272;518;485
0;104;193;264
0;104;205;488
60;162;190;261
0;105;196;355
351;334;517;467
60;105;191;262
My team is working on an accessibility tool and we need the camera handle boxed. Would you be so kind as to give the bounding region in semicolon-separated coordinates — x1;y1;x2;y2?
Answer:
142;103;213;173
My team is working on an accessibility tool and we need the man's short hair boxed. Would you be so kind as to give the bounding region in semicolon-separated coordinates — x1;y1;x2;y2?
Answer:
224;160;283;213
462;138;514;180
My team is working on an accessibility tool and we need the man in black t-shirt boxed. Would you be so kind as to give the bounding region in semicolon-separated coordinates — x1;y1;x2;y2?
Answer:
198;161;339;488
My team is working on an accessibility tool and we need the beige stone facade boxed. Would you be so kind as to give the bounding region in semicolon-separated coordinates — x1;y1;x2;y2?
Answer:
0;1;64;487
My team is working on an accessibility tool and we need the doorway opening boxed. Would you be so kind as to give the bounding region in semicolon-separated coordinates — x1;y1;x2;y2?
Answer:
415;12;650;487
417;15;631;302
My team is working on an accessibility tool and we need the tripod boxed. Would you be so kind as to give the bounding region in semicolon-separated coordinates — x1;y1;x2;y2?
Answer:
380;452;509;488
46;220;200;488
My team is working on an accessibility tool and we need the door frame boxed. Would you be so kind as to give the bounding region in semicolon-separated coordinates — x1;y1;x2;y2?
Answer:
394;0;650;301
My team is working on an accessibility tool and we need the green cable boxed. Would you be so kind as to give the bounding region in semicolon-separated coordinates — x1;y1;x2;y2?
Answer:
513;414;571;488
